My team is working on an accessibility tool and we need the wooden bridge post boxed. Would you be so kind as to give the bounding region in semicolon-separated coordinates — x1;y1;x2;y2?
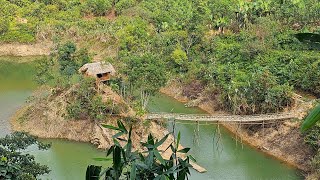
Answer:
193;121;200;146
262;120;265;138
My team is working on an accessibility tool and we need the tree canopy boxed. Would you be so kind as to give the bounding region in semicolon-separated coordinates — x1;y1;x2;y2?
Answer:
0;132;50;180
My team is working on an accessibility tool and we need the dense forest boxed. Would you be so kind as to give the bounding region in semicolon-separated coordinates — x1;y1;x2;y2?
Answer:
1;0;320;179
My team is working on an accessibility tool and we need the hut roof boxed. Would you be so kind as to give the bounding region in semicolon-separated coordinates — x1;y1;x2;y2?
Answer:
79;62;116;76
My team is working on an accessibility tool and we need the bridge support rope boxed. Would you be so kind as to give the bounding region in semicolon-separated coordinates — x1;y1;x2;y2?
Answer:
145;112;297;123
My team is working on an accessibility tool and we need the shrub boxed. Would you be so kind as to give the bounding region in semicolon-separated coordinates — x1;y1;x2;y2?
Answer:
87;120;195;180
171;47;188;72
0;18;9;35
83;0;112;16
0;132;50;179
115;0;136;15
56;42;90;77
305;122;320;150
0;30;35;43
66;77;124;121
34;57;55;85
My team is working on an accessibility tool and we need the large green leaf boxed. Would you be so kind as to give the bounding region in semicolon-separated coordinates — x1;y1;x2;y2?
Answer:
113;146;122;171
301;104;320;132
177;148;190;154
295;33;320;43
154;149;165;165
130;162;136;180
101;124;122;131
155;134;169;148
85;165;102;180
176;132;181;150
117;120;128;133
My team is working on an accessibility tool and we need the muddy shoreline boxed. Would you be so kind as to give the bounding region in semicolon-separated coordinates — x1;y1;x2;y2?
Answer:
0;42;52;56
9;85;207;173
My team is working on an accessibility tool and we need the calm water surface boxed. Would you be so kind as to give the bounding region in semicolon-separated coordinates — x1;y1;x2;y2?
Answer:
0;59;303;179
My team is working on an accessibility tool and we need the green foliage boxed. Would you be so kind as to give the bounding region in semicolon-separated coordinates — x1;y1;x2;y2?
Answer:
303;105;320;179
35;42;91;88
83;0;112;16
304;123;320;151
116;17;152;53
67;77;103;120
142;0;193;31
216;69;293;114
122;53;168;109
124;53;167;95
115;0;136;15
0;30;35;43
2;0;320;115
0;1;18;17
0;132;50;179
66;77;124;121
87;120;194;180
34;57;55;85
301;104;320;133
258;51;320;96
57;41;77;76
171;47;188;72
0;18;9;35
86;165;101;180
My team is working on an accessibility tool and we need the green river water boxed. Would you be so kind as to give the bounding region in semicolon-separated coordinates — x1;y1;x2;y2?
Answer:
0;59;304;179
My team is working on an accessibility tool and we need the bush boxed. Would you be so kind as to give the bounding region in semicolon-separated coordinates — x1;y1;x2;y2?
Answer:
66;77;124;121
83;0;112;16
34;57;55;85
0;132;50;179
87;120;194;180
210;67;294;114
305;122;320;150
171;47;188;72
0;18;9;35
0;30;35;43
305;123;320;172
56;42;90;77
258;51;320;97
115;0;136;15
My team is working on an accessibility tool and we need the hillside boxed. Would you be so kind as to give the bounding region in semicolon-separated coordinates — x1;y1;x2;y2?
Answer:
1;0;320;179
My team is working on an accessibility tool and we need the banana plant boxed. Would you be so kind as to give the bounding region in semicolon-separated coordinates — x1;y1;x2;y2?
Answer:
301;104;320;132
86;120;195;180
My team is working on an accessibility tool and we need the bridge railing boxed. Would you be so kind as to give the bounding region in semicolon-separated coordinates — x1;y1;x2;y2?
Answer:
146;112;294;117
145;112;296;122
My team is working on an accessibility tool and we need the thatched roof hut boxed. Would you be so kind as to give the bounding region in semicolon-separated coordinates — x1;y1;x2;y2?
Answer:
79;61;116;82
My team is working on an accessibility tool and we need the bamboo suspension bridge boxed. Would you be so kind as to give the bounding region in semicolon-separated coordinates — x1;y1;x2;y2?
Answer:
145;112;298;124
145;108;308;173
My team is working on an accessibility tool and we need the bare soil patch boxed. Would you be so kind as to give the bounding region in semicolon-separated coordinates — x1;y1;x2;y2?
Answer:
0;42;52;56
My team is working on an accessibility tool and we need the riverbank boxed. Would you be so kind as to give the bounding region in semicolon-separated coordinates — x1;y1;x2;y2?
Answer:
160;79;314;173
0;42;52;56
10;86;162;149
10;84;207;173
